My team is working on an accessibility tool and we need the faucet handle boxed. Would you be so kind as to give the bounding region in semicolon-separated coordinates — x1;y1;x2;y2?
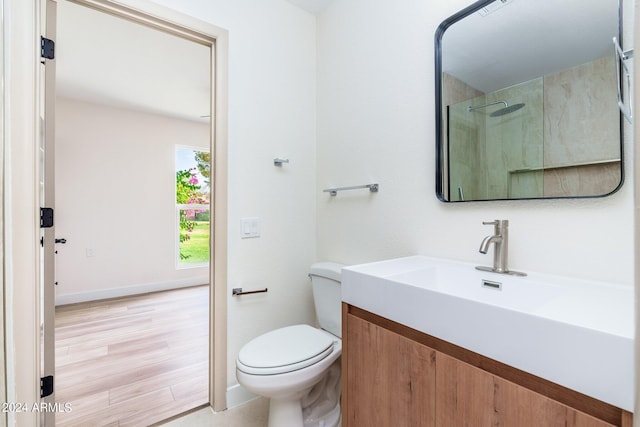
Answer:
483;219;509;228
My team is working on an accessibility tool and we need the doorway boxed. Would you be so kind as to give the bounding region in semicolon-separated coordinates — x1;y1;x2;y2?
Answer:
40;0;229;424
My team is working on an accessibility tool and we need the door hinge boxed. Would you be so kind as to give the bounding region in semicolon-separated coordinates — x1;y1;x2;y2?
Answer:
40;37;55;60
40;375;54;398
40;208;54;228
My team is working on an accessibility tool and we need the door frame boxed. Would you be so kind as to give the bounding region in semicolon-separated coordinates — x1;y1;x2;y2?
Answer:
3;0;229;423
40;1;57;425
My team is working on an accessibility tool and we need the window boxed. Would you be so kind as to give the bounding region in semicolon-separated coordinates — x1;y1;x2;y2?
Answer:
176;147;210;267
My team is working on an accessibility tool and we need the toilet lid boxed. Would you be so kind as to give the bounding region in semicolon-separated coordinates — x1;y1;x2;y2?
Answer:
237;325;335;375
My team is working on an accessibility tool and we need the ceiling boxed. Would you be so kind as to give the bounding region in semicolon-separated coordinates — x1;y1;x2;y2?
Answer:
285;0;334;14
56;0;331;122
56;0;211;122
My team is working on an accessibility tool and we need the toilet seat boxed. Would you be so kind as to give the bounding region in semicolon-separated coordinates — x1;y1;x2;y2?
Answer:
237;325;335;375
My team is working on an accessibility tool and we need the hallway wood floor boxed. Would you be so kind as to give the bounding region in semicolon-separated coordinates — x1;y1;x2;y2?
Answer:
55;286;209;427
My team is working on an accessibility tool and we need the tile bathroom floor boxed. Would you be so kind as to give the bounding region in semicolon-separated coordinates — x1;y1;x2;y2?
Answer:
157;398;269;426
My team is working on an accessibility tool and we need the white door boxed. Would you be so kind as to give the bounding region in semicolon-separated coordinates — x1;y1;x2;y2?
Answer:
40;1;57;426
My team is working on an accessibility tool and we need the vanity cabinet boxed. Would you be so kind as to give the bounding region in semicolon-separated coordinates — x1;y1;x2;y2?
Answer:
344;312;437;426
436;353;619;427
342;304;633;427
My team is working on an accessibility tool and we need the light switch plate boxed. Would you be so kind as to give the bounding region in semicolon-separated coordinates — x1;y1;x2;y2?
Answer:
240;217;261;238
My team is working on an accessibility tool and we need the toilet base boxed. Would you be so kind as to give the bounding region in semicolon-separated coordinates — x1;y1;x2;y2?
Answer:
269;397;303;427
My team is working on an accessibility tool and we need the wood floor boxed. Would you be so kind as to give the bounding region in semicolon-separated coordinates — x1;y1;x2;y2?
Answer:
55;286;209;427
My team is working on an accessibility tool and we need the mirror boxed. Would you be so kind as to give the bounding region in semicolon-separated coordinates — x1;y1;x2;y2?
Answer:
435;0;624;202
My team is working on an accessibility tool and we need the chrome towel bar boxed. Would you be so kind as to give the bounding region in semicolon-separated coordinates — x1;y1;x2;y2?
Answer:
232;287;268;296
323;183;379;196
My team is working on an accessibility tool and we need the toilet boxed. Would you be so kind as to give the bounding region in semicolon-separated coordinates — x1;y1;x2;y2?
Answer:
236;262;344;427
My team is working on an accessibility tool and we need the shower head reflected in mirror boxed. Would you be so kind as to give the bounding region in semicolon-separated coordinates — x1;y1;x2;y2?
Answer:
468;100;526;117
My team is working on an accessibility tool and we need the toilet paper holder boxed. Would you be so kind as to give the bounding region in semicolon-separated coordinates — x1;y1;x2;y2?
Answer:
232;287;268;296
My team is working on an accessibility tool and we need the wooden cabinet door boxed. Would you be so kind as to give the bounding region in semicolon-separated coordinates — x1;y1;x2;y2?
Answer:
344;314;436;427
436;352;616;427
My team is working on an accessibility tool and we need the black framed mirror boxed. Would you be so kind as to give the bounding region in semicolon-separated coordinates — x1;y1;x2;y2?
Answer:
435;0;624;202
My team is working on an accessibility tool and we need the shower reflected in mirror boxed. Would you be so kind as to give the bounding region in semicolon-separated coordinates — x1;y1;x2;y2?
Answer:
468;100;526;117
435;0;624;202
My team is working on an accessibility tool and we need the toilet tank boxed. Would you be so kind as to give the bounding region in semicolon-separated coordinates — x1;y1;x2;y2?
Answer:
309;262;345;338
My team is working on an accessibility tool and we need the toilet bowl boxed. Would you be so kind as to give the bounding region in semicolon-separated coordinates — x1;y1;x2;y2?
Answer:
236;262;345;427
236;325;341;426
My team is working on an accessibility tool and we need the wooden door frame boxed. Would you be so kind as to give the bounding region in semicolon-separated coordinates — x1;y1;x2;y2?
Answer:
3;0;229;423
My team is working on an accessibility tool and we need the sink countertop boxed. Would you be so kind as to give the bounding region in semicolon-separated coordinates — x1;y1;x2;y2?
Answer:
342;255;634;411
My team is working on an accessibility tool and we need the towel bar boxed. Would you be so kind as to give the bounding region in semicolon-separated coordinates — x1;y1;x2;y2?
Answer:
323;183;379;196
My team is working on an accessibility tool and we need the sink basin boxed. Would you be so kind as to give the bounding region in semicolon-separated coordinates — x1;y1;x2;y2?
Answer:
342;256;634;411
388;265;560;313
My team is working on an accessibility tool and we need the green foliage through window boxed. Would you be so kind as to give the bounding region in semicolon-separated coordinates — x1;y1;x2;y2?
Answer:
176;148;210;264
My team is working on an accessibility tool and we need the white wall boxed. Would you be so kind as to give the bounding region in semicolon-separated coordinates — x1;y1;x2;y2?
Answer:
316;0;634;286
145;0;318;394
54;97;210;304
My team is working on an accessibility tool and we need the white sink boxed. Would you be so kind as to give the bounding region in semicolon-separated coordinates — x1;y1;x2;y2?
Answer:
342;256;634;411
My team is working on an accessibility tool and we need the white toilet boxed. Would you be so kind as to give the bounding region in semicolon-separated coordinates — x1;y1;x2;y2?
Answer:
236;262;344;427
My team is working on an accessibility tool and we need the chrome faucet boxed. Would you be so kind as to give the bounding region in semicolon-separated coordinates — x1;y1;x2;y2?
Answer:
476;220;526;276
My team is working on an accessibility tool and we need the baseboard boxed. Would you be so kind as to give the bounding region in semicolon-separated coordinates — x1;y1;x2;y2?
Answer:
55;277;209;306
226;384;258;409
